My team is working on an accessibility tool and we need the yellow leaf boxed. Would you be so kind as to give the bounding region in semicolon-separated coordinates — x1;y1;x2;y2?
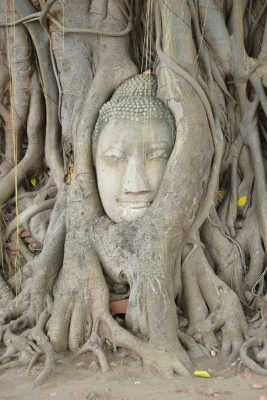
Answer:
30;177;38;187
194;370;211;378
237;196;247;207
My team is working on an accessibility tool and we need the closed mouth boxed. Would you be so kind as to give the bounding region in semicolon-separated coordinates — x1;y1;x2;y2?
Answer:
119;201;152;209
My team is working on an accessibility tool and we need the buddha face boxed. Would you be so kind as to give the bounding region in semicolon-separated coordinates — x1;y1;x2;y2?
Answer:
95;118;174;223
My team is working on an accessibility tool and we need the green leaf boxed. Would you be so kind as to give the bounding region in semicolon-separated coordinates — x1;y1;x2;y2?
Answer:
194;370;211;378
30;177;38;187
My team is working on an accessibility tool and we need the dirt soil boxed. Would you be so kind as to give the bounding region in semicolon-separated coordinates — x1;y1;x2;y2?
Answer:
1;349;267;400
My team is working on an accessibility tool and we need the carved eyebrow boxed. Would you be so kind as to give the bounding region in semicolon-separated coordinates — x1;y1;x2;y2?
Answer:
145;141;172;149
104;146;124;153
103;147;125;158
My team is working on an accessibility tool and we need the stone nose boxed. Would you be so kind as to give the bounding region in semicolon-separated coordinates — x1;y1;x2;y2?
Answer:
122;156;151;194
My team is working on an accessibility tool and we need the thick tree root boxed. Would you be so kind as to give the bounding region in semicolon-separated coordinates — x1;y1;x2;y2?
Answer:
102;313;191;377
202;206;246;301
84;282;191;377
182;244;248;360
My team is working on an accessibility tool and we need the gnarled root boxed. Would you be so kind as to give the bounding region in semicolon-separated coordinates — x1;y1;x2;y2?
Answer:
78;319;110;373
24;304;55;387
182;244;247;360
76;257;191;377
47;227;191;378
80;311;191;378
0;328;38;374
0;298;55;387
240;335;267;375
0;351;32;372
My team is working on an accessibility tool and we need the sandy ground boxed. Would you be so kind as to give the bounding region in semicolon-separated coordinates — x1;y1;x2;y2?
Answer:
1;349;267;400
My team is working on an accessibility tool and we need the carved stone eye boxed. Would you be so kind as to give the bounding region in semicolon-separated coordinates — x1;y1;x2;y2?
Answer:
104;148;125;162
146;148;169;160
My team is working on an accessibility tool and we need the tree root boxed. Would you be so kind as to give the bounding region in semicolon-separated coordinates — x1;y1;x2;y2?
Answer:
0;298;55;387
236;203;265;292
5;198;56;240
240;336;267;375
0;282;31;325
101;313;191;377
182;244;247;360
0;345;19;364
177;328;210;359
15;0;64;187
0;351;32;372
78;319;110;373
0;70;45;206
1;328;38;357
24;307;55;387
0;273;14;309
47;237;191;378
202;205;246;301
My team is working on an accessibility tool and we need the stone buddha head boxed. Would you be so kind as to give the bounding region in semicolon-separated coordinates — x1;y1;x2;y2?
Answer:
93;74;175;223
